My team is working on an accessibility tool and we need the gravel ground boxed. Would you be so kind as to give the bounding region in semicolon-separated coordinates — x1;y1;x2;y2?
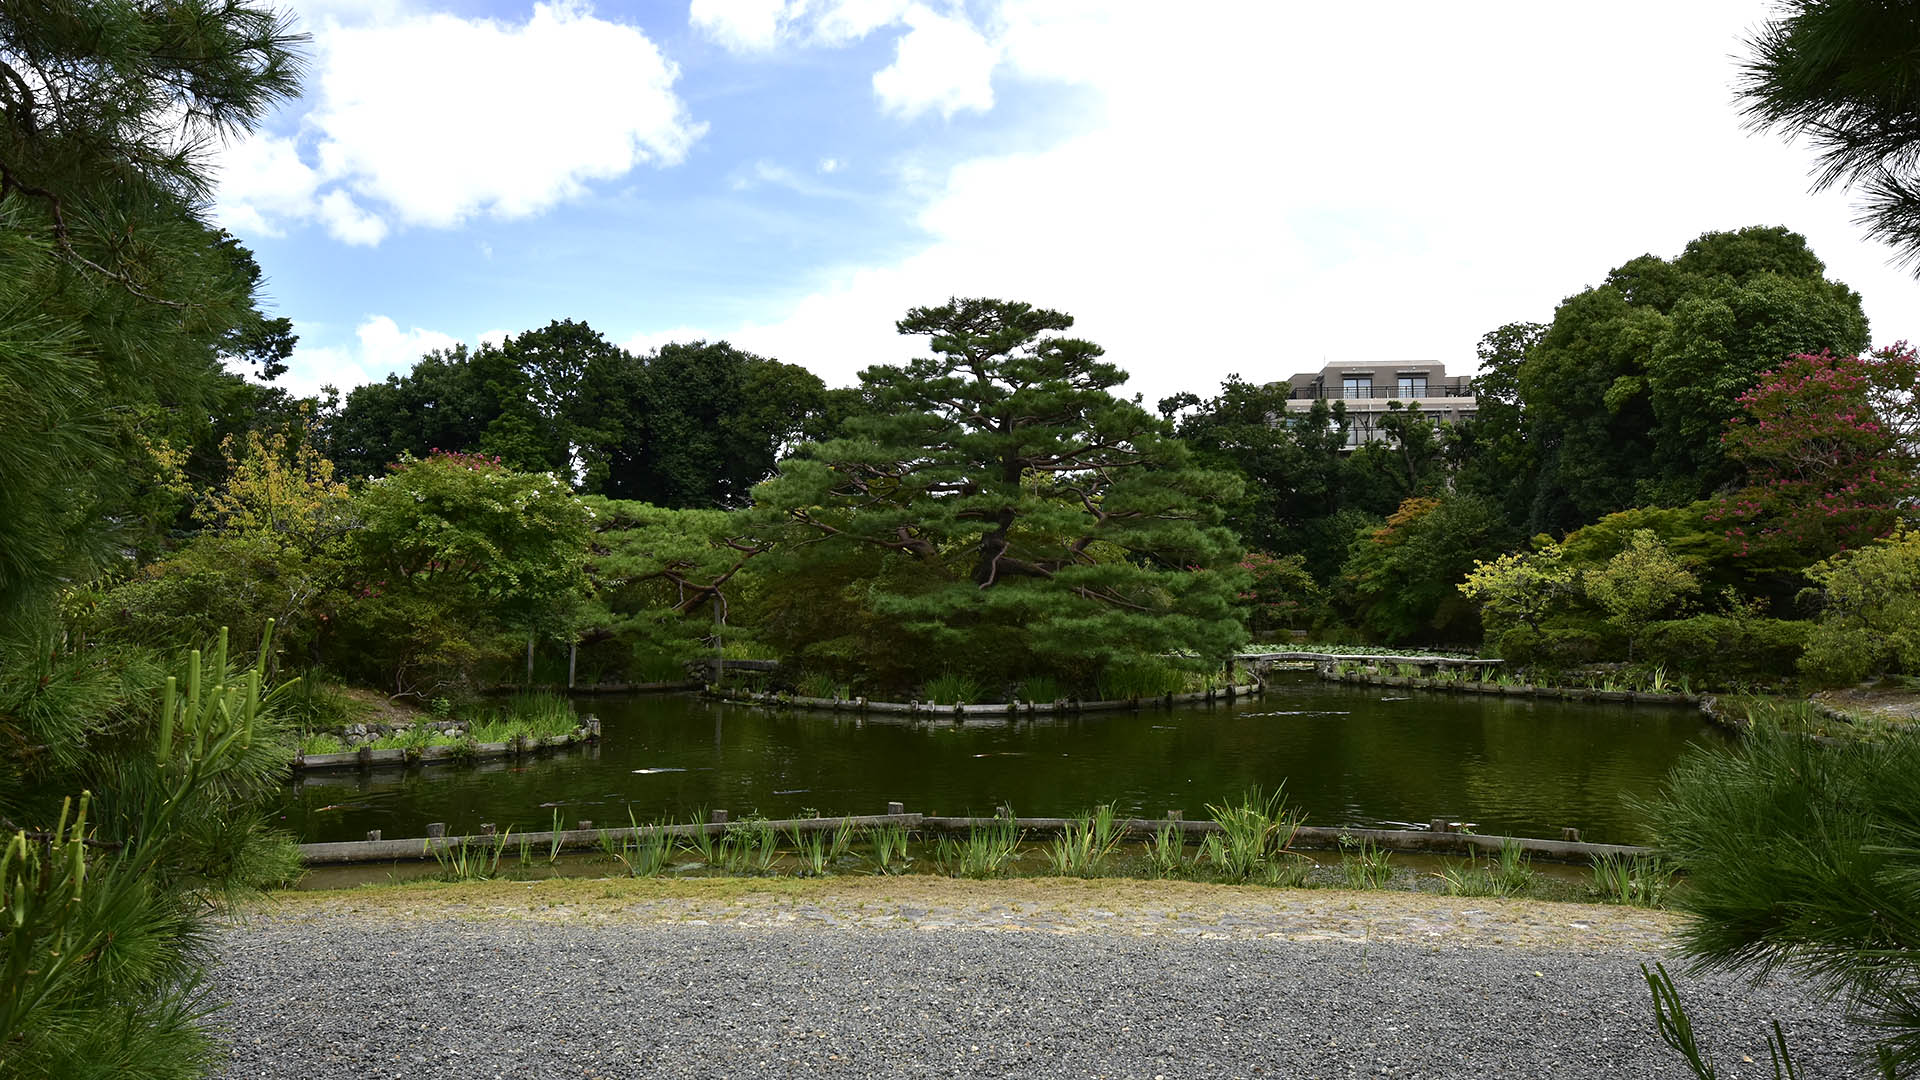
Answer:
208;882;1872;1080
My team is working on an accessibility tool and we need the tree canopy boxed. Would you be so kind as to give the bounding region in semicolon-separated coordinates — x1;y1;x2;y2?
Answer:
751;298;1245;691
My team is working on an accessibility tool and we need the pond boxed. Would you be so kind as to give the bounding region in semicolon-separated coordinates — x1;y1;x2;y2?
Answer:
279;672;1722;846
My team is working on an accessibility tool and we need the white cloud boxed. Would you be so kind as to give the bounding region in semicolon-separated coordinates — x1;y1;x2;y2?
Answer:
688;0;992;119
819;156;843;173
665;1;1919;408
688;0;796;51
871;4;998;119
315;190;388;246
216;2;703;242
284;315;462;396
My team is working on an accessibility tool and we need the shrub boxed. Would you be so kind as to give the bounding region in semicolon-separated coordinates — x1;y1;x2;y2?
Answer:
923;671;985;705
1639;616;1807;681
1490;615;1626;668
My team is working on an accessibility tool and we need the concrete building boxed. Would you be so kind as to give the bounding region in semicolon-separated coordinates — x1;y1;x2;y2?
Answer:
1279;361;1476;448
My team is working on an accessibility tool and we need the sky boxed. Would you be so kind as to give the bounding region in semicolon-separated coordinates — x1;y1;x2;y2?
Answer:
214;0;1915;406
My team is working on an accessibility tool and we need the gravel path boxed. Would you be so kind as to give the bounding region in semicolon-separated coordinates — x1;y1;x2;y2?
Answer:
208;880;1871;1079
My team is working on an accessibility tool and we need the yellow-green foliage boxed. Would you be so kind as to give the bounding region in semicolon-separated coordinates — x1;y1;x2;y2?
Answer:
1799;532;1920;684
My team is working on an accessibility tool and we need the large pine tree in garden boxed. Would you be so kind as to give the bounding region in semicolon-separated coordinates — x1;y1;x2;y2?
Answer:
750;298;1246;693
1;2;308;1074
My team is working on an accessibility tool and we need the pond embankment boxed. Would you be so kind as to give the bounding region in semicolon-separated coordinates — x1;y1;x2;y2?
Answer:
209;878;1869;1080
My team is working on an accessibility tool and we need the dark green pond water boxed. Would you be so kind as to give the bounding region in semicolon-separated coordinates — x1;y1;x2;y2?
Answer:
279;673;1722;846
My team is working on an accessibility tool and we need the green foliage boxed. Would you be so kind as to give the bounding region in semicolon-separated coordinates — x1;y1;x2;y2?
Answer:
935;816;1024;879
922;671;985;705
335;453;590;695
1341;494;1514;645
1237;551;1325;635
573;339;828;507
1739;0;1920;275
1014;675;1065;703
1489;614;1626;669
1638;616;1807;682
1146;822;1195;878
1592;854;1676;907
1046;804;1125;877
1518;227;1868;534
1337;839;1394;890
867;823;912;875
1096;658;1189;699
1799;532;1920;685
1457;542;1578;638
1201;787;1303;882
1584;529;1700;657
751;299;1246;695
579;498;766;681
1650;722;1920;1074
1;628;302;1078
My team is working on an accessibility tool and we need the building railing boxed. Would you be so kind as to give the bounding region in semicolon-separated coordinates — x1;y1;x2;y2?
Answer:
1288;385;1475;401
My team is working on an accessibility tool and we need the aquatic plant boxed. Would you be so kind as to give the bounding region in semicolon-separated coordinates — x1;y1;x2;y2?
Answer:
867;823;913;875
1591;853;1674;907
923;671;985;706
795;672;847;700
717;817;779;875
1046;804;1126;877
1146;822;1195;878
1015;675;1065;704
1338;838;1394;890
789;818;857;876
1201;786;1303;882
429;828;511;882
1098;660;1187;699
935;815;1023;878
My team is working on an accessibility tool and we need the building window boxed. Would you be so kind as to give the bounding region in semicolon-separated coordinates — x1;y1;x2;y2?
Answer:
1342;376;1372;399
1397;374;1428;398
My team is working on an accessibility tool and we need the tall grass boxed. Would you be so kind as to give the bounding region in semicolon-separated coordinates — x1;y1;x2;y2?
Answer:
794;672;848;699
467;691;578;743
1591;853;1675;907
936;816;1023;878
923;671;984;705
716;817;779;875
429;829;512;882
1098;660;1187;699
1146;821;1195;878
1338;838;1394;889
789;818;858;876
1015;675;1065;703
601;813;677;878
1201;786;1302;882
868;823;912;874
1046;804;1126;877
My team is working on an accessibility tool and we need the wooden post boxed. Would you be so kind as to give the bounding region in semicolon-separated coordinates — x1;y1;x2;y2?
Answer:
577;820;593;831
1167;810;1183;822
709;809;729;825
568;643;578;689
356;745;372;770
366;829;382;842
887;801;905;816
426;822;446;838
526;636;535;684
1561;827;1581;843
480;823;497;836
1430;818;1452;834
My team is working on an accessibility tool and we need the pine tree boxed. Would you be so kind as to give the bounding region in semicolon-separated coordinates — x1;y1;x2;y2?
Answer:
751;298;1246;693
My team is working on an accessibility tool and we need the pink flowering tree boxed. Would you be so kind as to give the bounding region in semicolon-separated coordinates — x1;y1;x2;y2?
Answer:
1706;345;1920;568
